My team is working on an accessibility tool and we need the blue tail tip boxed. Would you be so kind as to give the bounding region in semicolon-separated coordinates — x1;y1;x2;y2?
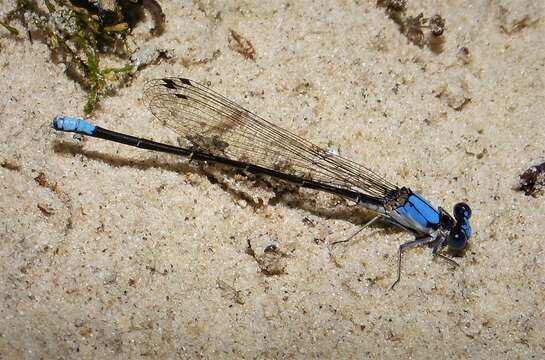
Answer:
51;115;96;135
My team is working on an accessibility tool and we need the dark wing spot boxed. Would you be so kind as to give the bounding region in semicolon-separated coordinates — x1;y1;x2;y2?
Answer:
162;79;177;89
174;93;188;99
179;78;192;86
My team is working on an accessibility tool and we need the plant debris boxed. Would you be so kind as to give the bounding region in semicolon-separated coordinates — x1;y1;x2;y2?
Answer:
229;29;256;61
0;20;19;35
34;172;49;187
216;279;246;305
130;46;174;71
377;0;446;49
37;203;55;216
436;78;471;111
457;46;471;65
1;161;21;171
377;0;407;13
498;6;540;35
517;162;545;197
1;0;165;114
246;238;287;276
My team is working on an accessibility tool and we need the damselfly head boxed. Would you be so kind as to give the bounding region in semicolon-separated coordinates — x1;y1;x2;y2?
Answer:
447;202;472;255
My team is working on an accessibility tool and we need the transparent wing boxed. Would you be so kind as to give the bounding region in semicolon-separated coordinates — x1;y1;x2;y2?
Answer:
143;78;398;199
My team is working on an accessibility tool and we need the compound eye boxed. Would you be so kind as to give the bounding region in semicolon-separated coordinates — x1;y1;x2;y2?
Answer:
453;202;471;220
448;229;468;253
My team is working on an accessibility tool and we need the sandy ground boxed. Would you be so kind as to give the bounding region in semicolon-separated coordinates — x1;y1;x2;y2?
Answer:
1;0;544;358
